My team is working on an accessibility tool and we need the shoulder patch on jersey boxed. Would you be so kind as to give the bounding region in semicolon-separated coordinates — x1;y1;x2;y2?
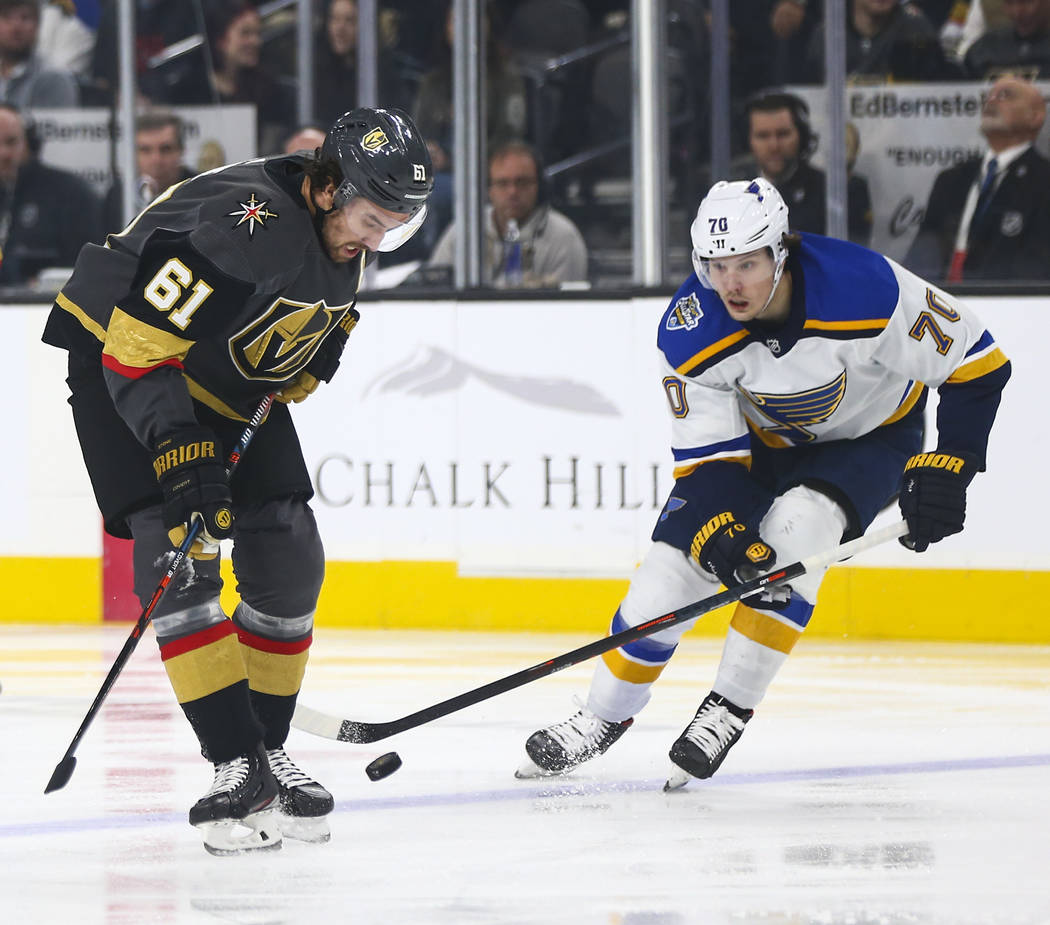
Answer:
658;279;750;376
228;193;279;237
666;292;703;332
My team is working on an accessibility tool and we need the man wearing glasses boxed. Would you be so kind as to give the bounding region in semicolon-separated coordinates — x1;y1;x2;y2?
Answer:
428;139;588;288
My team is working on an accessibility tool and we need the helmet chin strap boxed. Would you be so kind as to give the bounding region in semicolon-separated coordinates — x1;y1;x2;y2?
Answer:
311;203;329;238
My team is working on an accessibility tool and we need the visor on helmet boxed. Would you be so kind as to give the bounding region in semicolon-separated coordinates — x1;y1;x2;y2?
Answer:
331;180;429;252
693;246;783;293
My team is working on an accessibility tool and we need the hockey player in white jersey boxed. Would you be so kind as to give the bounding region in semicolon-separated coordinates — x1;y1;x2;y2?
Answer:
518;178;1011;788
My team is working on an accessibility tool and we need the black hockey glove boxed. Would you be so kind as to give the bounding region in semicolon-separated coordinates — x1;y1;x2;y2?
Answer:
153;426;233;559
689;511;790;608
898;451;977;552
277;308;359;404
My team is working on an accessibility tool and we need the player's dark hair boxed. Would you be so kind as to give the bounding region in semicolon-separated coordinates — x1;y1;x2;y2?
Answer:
302;151;344;190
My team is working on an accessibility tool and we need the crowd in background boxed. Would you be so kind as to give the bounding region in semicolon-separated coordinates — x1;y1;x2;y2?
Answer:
1;0;1050;290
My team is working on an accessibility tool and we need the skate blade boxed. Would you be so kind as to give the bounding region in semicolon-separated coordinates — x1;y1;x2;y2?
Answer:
279;813;331;844
663;763;693;792
197;809;283;856
514;755;558;779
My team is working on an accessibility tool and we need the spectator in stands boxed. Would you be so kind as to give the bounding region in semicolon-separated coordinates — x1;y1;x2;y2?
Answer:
0;102;102;285
738;91;872;245
160;0;296;156
195;138;227;173
87;1;198;106
729;0;820;96
906;74;1050;281
102;109;193;234
379;0;446;76
428;140;588;288
0;0;78;108
283;124;326;156
802;0;958;82
953;0;1011;62
963;0;1050;78
412;3;527;250
37;0;95;77
312;0;413;127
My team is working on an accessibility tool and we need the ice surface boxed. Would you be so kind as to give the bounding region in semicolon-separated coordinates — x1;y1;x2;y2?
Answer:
2;625;1048;925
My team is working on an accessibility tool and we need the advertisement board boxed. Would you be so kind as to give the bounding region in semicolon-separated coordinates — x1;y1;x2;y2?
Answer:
790;82;1050;262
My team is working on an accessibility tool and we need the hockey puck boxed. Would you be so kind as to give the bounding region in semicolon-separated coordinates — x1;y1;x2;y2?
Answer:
365;751;402;781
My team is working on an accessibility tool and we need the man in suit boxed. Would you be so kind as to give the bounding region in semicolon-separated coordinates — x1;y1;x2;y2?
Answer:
907;75;1050;282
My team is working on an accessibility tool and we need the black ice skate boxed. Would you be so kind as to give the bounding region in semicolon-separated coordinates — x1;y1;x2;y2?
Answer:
516;706;633;778
189;742;281;855
266;746;335;843
665;692;753;791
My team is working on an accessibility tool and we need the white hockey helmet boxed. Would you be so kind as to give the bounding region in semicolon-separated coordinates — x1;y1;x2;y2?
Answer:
690;178;790;296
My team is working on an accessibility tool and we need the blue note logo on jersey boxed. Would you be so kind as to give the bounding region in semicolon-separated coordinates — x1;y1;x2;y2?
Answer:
666;293;703;332
743;370;847;443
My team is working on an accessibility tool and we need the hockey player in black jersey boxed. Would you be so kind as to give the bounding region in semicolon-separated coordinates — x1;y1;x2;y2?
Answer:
42;108;433;855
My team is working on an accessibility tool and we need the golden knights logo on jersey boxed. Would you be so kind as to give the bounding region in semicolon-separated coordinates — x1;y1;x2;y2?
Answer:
743;370;847;443
666;293;703;332
229;297;353;380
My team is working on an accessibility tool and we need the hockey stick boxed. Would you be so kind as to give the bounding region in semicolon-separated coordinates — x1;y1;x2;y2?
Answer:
292;519;909;745
45;393;276;794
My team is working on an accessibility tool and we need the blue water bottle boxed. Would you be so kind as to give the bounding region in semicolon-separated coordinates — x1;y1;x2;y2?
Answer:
503;218;523;287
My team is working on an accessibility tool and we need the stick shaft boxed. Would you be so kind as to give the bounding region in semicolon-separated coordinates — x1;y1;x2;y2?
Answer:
46;394;275;792
293;520;907;744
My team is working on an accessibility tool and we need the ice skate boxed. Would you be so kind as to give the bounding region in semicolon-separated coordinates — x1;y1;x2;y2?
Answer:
516;705;633;778
664;692;753;791
189;742;281;855
266;746;334;843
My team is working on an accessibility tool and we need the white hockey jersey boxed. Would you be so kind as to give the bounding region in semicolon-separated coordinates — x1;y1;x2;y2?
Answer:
657;233;1010;483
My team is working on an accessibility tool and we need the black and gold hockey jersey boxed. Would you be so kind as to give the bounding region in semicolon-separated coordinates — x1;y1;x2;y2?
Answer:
43;154;364;444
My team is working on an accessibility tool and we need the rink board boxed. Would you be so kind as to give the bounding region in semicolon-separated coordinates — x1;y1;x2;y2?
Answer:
3;294;1046;641
1;554;1044;643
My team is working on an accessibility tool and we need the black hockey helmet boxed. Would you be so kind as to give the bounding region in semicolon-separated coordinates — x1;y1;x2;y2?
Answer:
321;107;433;251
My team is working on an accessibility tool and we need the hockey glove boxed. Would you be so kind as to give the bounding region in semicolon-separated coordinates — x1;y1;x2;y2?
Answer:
277;307;359;404
276;371;320;404
898;451;977;552
689;511;790;608
153;426;234;559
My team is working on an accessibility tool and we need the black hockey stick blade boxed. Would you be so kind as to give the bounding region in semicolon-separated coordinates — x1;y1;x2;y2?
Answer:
45;756;76;794
292;520;908;745
45;394;275;794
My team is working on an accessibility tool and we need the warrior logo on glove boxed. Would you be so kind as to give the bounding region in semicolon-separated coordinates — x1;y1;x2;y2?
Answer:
898;451;976;552
746;541;773;565
153;438;217;478
153;427;235;559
